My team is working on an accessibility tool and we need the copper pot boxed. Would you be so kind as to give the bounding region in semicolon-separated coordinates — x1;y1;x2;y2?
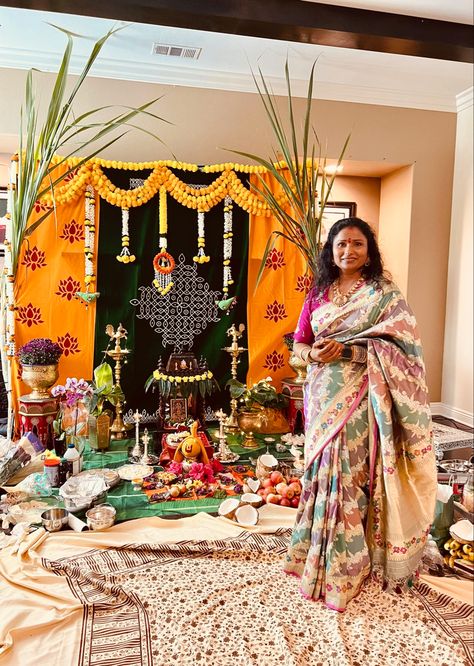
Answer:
238;407;290;448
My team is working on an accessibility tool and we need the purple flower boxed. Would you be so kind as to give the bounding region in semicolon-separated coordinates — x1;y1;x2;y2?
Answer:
17;338;62;365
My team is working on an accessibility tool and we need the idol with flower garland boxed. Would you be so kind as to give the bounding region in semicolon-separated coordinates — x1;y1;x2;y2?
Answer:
145;351;218;430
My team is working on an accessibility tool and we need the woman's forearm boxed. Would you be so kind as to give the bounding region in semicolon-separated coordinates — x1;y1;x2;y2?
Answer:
293;341;313;363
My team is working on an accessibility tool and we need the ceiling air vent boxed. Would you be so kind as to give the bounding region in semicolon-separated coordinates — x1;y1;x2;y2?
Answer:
152;43;202;60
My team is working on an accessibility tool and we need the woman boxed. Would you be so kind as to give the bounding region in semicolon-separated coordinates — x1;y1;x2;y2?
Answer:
284;217;437;612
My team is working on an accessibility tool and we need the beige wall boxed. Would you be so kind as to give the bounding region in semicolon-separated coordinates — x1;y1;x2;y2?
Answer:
330;176;380;232
378;166;414;295
0;153;9;187
0;68;458;399
441;98;473;422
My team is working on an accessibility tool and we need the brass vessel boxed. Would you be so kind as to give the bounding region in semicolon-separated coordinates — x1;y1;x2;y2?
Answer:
237;407;290;448
21;363;59;399
288;352;307;382
88;413;111;451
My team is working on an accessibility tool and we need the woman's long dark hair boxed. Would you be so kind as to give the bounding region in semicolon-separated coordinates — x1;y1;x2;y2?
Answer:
315;217;386;293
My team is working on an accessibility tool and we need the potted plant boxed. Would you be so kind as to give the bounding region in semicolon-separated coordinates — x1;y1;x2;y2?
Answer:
234;62;350;284
0;25;165;440
227;377;290;442
86;362;124;451
17;338;62;399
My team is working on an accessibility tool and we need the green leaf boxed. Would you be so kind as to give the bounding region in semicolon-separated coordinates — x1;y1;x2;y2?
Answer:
229;59;350;282
93;361;113;390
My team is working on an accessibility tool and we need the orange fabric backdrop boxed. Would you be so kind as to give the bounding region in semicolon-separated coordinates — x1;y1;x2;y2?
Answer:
12;188;99;414
247;172;310;389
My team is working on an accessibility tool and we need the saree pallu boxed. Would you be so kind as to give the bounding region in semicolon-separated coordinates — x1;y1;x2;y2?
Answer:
284;280;437;611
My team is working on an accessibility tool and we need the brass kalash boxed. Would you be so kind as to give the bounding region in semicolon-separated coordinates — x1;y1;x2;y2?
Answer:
104;323;133;440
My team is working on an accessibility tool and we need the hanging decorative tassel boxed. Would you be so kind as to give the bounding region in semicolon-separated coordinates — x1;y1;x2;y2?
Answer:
116;207;136;263
153;186;175;295
84;186;96;287
76;185;100;305
222;195;234;297
193;210;210;264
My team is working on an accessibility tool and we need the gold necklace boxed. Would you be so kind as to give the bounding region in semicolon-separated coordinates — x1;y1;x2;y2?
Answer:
332;277;365;307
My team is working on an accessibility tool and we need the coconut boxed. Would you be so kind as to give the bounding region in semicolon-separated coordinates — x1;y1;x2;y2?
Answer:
242;477;261;494
247;478;260;493
234;504;259;526
259;454;278;469
217;497;241;520
450;519;474;545
240;493;264;508
256;453;279;480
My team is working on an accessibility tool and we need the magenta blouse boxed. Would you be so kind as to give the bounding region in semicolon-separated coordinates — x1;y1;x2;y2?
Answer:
293;288;330;345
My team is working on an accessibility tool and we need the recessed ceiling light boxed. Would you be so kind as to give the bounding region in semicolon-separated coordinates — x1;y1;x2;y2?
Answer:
324;165;343;174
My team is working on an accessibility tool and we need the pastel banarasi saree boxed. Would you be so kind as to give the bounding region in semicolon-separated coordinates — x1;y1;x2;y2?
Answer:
285;279;437;611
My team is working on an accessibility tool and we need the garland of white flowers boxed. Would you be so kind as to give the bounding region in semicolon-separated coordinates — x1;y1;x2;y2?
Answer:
84;186;96;286
116;207;136;263
222;195;234;295
153;186;175;295
2;160;16;358
193;211;210;264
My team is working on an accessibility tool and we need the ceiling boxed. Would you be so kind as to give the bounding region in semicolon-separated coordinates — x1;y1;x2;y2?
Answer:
0;2;472;115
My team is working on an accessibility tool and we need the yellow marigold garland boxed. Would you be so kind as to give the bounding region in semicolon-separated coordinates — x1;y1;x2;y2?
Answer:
34;157;293;216
152;186;175;296
152;370;213;383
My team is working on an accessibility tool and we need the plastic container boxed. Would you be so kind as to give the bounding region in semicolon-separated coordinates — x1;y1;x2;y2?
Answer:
58;457;72;485
43;458;60;487
462;472;474;513
64;443;81;476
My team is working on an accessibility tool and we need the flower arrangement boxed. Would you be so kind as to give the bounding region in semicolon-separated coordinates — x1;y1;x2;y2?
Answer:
52;377;93;441
227;377;288;411
17;338;62;366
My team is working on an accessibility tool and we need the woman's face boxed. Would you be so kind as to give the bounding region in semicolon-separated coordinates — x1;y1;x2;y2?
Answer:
332;226;369;276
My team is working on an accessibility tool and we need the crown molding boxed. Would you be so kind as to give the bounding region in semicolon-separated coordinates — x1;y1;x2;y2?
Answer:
0;47;461;113
456;87;474;112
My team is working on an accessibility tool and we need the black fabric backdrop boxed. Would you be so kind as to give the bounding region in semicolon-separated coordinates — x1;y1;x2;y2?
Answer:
94;169;249;420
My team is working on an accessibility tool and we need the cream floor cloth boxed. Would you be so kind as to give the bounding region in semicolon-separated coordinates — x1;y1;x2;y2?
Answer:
0;507;472;666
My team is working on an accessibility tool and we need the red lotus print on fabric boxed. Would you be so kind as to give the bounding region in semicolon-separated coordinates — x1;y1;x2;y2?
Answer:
56;276;81;301
57;333;80;357
17;303;44;327
263;350;285;372
60;219;84;244
295;274;312;294
22;246;47;271
34;200;51;214
264;300;288;323
63;168;79;182
265;248;285;271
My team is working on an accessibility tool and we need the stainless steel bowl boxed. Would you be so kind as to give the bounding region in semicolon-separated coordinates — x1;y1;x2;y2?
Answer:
86;503;116;531
41;507;70;532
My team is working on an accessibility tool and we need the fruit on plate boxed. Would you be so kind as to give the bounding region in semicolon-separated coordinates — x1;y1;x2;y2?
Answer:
261;477;303;507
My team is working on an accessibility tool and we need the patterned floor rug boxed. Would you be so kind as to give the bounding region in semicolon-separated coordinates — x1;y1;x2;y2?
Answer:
44;531;473;666
433;422;473;453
